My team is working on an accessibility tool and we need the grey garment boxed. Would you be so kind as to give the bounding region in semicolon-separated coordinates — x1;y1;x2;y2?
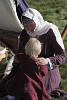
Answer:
43;67;61;94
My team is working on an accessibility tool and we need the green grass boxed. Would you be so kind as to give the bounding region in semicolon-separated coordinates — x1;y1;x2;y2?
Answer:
26;0;67;33
27;0;67;92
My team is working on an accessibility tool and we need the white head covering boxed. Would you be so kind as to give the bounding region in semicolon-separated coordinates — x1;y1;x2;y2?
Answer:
22;8;50;37
22;8;65;50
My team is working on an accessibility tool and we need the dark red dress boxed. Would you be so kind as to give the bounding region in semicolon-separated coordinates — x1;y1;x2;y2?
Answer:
5;55;50;100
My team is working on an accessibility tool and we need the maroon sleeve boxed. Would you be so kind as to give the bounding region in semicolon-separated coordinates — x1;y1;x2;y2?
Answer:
49;52;66;67
39;65;48;76
48;31;66;67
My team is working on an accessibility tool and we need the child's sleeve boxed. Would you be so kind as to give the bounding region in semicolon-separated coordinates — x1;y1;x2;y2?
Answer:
39;65;48;76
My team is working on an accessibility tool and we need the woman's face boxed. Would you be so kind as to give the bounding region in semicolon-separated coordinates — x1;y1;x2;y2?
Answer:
23;21;36;32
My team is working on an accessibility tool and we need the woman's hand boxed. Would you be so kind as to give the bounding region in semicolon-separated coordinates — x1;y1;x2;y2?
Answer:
35;57;49;66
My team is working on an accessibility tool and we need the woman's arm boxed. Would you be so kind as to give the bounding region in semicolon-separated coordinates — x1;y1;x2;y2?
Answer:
35;29;66;69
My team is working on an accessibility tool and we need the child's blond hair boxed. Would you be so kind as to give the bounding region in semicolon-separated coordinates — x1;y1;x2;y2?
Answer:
25;38;41;58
